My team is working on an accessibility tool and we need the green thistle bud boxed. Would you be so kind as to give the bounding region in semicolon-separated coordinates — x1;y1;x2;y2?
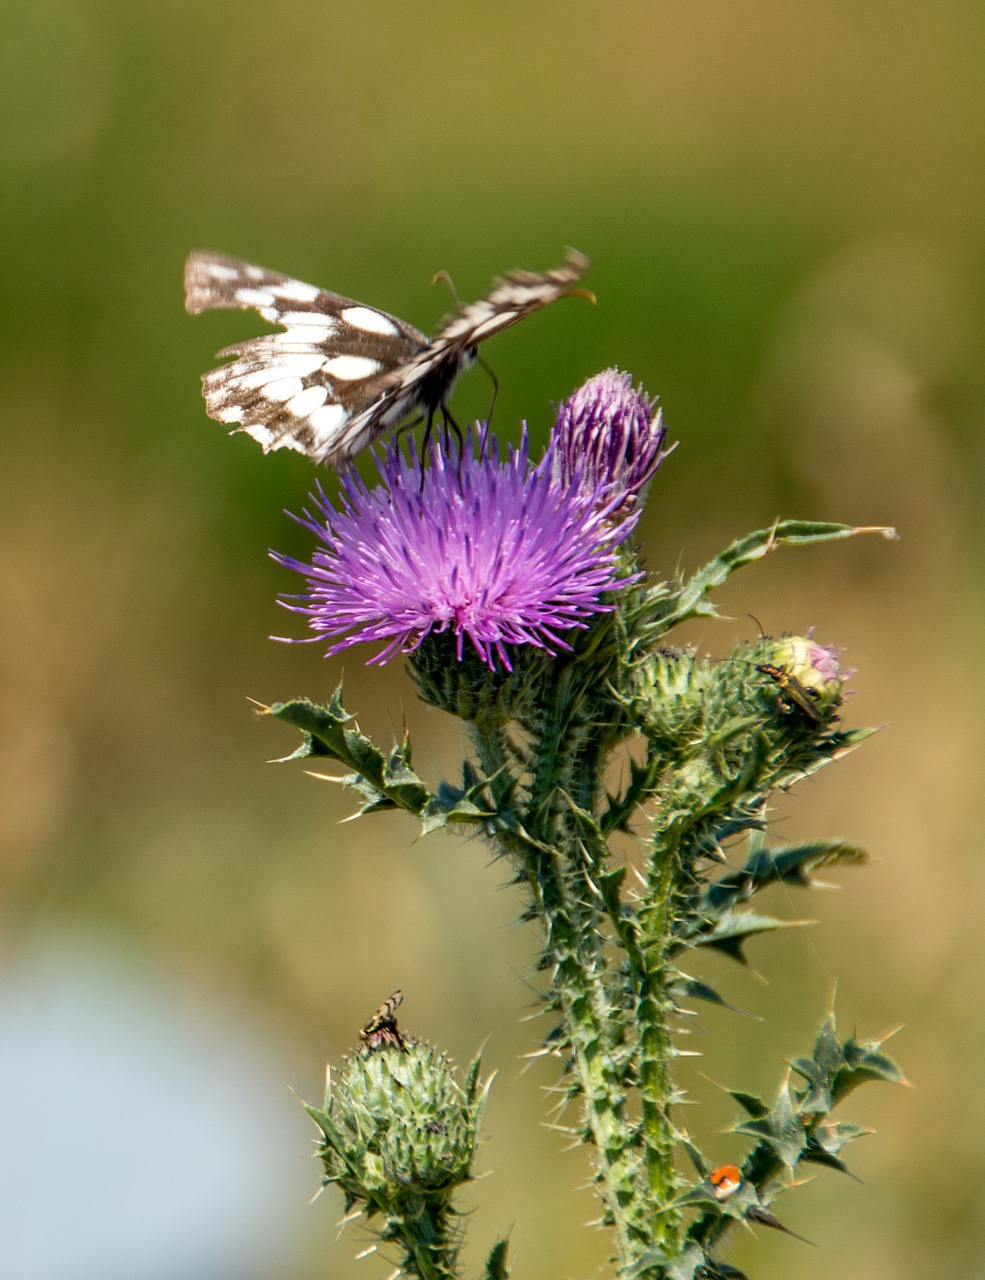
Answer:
770;635;844;702
307;994;487;1204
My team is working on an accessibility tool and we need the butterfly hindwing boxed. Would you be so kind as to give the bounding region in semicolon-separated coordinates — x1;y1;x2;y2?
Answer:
185;249;590;465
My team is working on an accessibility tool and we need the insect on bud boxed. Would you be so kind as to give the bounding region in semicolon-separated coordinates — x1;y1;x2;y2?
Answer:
758;635;847;724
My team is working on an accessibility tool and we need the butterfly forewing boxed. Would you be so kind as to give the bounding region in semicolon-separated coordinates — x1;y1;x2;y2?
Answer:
432;251;591;348
185;248;590;466
185;252;430;463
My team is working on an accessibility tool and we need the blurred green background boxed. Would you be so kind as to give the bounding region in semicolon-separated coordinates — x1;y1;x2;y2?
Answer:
2;2;983;1277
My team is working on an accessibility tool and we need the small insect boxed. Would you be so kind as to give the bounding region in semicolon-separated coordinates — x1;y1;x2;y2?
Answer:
185;249;590;466
708;1165;816;1246
359;990;407;1051
709;1164;743;1202
757;662;825;726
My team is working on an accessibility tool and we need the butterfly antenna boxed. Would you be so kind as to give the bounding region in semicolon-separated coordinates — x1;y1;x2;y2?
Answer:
477;355;499;428
431;268;461;309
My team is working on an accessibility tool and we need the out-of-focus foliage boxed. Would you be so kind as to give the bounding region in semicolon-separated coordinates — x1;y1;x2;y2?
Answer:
1;3;983;1278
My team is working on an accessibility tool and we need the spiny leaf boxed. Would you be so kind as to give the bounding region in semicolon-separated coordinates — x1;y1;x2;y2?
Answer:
834;1033;907;1101
728;1089;770;1119
700;839;867;912
263;690;442;820
802;1122;872;1176
483;1239;510;1280
789;1055;834;1113
669;973;757;1018
733;1079;805;1170
680;909;806;962
626;1240;712;1280
646;521;896;638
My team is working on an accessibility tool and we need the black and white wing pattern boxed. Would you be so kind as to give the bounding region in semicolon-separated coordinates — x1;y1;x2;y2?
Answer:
184;249;590;466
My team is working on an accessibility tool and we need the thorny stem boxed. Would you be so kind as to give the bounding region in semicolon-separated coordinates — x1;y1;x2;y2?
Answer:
393;1197;461;1280
639;832;682;1241
471;662;682;1271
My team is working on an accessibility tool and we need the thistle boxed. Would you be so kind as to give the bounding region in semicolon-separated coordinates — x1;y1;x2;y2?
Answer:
256;369;902;1280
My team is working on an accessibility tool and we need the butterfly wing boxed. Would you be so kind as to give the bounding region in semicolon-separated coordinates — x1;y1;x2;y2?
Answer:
430;249;591;353
185;249;591;465
184;252;430;463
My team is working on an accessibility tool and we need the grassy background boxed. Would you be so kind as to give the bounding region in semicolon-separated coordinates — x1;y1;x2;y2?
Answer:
2;2;984;1277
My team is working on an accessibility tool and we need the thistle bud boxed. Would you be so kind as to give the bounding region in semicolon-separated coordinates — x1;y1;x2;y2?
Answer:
549;368;673;513
760;635;847;722
307;996;487;1203
771;636;843;697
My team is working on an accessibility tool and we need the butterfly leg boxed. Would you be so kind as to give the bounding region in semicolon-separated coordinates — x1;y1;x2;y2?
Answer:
441;408;464;457
477;355;499;428
417;410;438;492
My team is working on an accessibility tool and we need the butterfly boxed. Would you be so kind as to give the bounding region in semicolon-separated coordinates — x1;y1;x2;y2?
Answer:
184;249;590;466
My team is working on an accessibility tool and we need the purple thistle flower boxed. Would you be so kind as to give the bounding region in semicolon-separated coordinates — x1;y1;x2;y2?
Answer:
273;429;639;671
550;369;674;511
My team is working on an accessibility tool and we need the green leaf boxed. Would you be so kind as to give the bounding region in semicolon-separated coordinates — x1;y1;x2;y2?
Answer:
733;1079;805;1171
801;1122;872;1176
262;690;443;820
728;1089;769;1119
682;909;807;962
418;772;497;836
669;973;757;1018
834;1033;907;1101
681;1136;712;1179
648;521;896;637
627;1241;710;1280
789;1055;834;1113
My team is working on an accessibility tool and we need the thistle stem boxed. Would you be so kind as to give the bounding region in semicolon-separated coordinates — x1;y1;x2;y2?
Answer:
391;1197;460;1280
471;669;677;1271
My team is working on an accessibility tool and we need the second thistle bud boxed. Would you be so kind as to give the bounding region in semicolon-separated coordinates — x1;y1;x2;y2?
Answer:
758;635;846;723
549;368;673;513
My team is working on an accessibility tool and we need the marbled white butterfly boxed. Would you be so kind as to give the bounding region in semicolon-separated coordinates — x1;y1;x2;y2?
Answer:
184;249;590;466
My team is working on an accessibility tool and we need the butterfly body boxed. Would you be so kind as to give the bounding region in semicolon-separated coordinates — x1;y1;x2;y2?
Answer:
185;249;589;465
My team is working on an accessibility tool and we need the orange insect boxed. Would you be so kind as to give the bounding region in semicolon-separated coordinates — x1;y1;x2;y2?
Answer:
708;1165;816;1246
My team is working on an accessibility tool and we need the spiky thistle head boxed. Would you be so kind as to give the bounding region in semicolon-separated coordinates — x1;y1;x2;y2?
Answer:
307;999;488;1203
274;428;640;672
